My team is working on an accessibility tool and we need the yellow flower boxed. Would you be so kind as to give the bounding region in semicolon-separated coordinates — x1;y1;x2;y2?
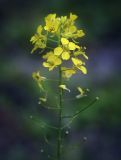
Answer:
61;13;79;39
76;87;85;99
53;39;74;61
61;38;80;50
70;13;78;21
61;67;76;78
32;71;46;90
74;48;88;60
31;13;88;76
61;13;85;39
43;51;54;59
62;28;85;39
73;30;85;39
43;54;62;71
30;25;47;53
60;16;67;23
30;25;43;44
79;66;87;74
70;25;77;32
59;84;70;92
72;57;87;74
38;97;47;104
44;14;60;33
77;87;84;95
32;71;46;82
54;38;80;61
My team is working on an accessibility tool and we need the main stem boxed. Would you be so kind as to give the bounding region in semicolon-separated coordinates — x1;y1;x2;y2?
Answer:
57;66;63;160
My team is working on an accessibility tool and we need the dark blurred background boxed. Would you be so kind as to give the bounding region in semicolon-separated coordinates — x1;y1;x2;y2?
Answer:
0;0;121;160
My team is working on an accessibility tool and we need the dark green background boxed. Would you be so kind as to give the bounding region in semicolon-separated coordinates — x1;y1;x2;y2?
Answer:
0;0;121;160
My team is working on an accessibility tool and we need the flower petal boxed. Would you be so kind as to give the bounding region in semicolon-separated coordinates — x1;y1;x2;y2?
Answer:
61;52;70;60
69;26;77;33
61;38;69;45
55;57;62;65
70;13;78;21
37;25;43;34
43;62;51;68
72;57;83;66
62;67;76;78
54;47;63;56
77;87;84;95
77;65;87;74
68;42;76;50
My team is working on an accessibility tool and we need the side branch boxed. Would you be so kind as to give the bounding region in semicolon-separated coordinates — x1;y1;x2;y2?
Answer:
61;97;99;129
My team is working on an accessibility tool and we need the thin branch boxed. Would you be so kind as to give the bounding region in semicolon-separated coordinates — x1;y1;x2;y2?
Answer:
40;104;60;110
41;121;58;130
72;97;99;118
61;97;99;129
29;116;58;130
61;115;72;118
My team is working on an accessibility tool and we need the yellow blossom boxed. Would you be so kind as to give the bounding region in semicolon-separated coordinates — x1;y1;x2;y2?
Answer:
43;51;54;59
73;30;85;38
79;66;87;74
77;87;84;96
53;44;71;61
61;38;80;50
44;14;60;33
72;57;83;65
31;13;88;77
74;49;88;59
30;25;47;53
59;85;70;92
72;57;87;74
76;87;85;99
61;13;85;39
32;71;46;90
53;38;80;61
43;54;62;71
70;13;78;21
39;97;47;104
69;25;77;33
60;16;67;23
61;67;76;78
32;71;46;82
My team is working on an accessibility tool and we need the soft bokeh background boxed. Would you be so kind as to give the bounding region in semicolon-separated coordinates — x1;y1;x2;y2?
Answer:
0;0;121;160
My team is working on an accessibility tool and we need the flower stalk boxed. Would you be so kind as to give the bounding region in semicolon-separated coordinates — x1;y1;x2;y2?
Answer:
30;13;91;160
57;66;63;160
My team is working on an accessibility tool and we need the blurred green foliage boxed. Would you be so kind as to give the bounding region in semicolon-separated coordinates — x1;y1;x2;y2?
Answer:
0;0;121;160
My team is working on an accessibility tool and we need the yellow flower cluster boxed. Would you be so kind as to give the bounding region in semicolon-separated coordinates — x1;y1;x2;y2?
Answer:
30;13;88;79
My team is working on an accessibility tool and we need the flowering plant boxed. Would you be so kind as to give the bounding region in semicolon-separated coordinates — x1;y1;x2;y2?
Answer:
30;13;98;160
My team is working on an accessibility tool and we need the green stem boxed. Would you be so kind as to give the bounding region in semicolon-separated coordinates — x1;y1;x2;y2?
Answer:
48;38;58;43
61;97;99;129
57;66;63;160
